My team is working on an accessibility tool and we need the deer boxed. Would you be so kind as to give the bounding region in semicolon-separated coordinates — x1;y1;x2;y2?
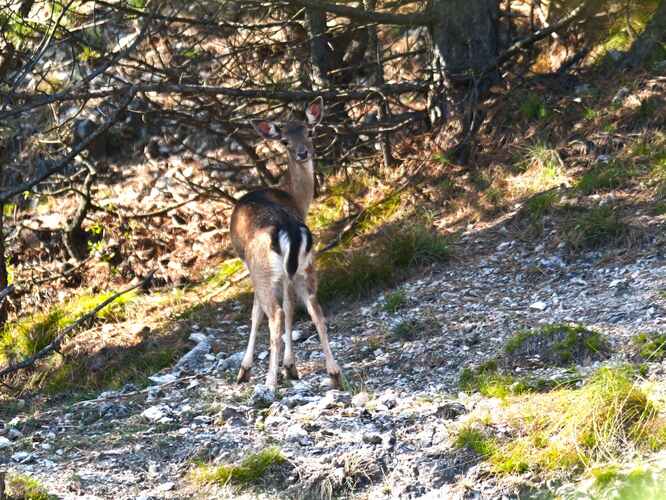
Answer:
229;97;342;393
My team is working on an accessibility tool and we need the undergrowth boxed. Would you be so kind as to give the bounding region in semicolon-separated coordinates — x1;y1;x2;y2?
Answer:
189;447;285;487
0;289;138;365
318;223;450;303
5;472;56;500
456;367;666;476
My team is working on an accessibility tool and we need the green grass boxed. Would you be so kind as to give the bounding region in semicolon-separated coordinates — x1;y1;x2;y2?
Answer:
520;93;549;121
207;258;245;287
318;223;450;303
561;206;631;250
576;161;634;195
39;341;181;394
0;289;138;365
591;467;666;499
632;332;666;361
383;290;407;313
454;427;497;457
504;323;609;366
459;360;531;398
463;367;666;476
190;447;285;487
523;190;561;223
6;472;56;500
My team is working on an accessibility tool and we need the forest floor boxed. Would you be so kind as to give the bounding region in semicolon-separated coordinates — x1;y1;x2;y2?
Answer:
2;62;666;499
3;214;666;499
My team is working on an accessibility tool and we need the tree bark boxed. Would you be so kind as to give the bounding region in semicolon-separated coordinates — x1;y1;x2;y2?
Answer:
364;0;395;168
64;171;96;262
306;8;332;89
430;0;500;79
624;0;666;68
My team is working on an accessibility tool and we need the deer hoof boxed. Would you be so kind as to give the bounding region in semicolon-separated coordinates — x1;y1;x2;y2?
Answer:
236;366;251;383
283;364;300;381
328;371;342;390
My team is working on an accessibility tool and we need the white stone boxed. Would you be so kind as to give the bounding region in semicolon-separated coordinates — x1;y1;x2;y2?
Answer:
529;301;548;311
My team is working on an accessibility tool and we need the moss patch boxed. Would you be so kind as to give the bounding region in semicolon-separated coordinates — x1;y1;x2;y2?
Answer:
561;206;632;250
504;324;610;368
576;161;635;195
0;289;139;365
632;332;666;361
190;447;286;487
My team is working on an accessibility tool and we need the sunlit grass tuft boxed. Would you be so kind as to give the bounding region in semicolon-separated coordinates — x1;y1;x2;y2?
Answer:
0;289;138;365
457;367;666;476
317;223;450;303
189;447;285;487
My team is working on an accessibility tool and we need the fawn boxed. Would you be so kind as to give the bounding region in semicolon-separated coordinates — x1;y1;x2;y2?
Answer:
229;98;342;392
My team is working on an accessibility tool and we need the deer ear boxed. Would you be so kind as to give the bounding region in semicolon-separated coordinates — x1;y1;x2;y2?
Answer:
305;97;324;126
252;120;281;140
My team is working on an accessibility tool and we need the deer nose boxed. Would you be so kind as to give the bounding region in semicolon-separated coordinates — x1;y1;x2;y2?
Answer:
296;147;309;161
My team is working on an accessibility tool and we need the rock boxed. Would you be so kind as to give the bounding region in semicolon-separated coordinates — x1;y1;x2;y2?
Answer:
99;402;130;420
174;333;211;372
216;351;244;373
319;390;351;409
283;394;317;409
529;301;548;311
285;424;311;446
351;391;370;408
11;451;33;463
435;401;467;420
251;385;275;409
0;436;11;449
148;373;178;385
221;406;247;426
141;405;173;423
362;432;383;445
7;428;23;440
378;393;397;409
612;86;630;104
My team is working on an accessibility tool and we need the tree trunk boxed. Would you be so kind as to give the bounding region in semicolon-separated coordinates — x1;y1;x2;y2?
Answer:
64;171;95;261
624;0;666;68
306;7;332;89
0;203;8;328
364;0;395;168
430;0;500;79
428;0;499;162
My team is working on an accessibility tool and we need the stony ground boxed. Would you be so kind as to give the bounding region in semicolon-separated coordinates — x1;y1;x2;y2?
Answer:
2;220;666;499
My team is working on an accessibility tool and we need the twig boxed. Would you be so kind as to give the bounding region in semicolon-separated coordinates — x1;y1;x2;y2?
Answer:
0;285;14;305
0;272;155;379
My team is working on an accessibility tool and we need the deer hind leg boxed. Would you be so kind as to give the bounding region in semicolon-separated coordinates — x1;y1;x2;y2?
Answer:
296;271;342;389
237;294;264;383
265;302;284;392
282;280;299;380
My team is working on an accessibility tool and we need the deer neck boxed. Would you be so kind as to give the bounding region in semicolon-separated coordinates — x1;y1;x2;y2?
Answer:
280;155;314;220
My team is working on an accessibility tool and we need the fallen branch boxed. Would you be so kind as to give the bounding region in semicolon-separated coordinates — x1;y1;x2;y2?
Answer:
0;271;154;379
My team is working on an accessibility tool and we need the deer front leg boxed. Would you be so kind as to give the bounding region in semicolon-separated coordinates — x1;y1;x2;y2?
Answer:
237;295;263;383
266;306;284;392
282;281;299;380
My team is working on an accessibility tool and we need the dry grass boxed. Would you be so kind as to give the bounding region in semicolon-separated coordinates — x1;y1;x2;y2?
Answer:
456;367;666;476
